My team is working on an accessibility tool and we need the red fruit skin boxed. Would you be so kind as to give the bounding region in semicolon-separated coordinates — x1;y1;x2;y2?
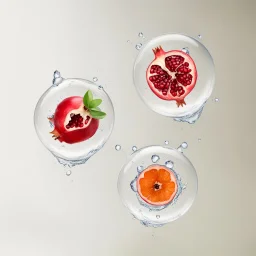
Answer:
51;96;99;144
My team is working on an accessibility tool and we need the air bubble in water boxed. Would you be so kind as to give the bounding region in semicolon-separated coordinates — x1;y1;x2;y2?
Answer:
115;145;121;151
165;160;174;169
66;170;72;176
181;142;188;149
138;32;144;37
93;77;98;82
151;155;160;163
182;47;189;54
132;146;137;152
165;140;169;145
137;166;144;173
135;43;142;50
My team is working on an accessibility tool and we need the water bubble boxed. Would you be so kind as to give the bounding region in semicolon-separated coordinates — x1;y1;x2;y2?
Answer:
156;215;160;219
182;47;189;54
165;160;174;169
165;140;169;145
132;146;137;152
138;32;144;37
98;85;103;90
181;142;188;149
93;77;98;82
151;155;160;163
135;43;142;50
198;34;202;39
215;98;219;102
115;145;121;151
127;40;130;43
198;138;201;142
66;170;72;176
137;165;144;173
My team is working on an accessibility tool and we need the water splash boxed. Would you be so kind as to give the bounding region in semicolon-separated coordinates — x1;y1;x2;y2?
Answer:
115;145;121;151
174;101;205;124
182;47;189;54
132;146;137;152
151;155;160;163
165;160;174;169
93;77;98;82
135;43;142;50
52;70;63;86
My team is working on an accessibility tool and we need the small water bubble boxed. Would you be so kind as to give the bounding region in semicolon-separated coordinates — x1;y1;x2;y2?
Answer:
156;215;160;219
115;145;121;151
93;77;98;82
181;142;188;149
165;160;174;169
137;165;144;173
164;140;169;145
198;138;201;142
182;47;189;54
127;40;130;43
98;85;103;90
138;32;144;37
151;155;160;163
198;34;202;39
135;43;143;50
132;146;137;152
215;98;219;102
66;170;72;176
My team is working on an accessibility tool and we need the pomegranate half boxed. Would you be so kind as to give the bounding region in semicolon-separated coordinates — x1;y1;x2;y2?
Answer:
146;46;197;107
49;96;99;144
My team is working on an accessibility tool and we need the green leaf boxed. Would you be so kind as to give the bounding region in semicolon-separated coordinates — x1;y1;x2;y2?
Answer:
83;90;93;107
90;107;101;111
89;99;102;109
89;109;106;119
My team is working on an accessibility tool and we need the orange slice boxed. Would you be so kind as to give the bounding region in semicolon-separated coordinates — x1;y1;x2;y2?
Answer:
137;165;177;206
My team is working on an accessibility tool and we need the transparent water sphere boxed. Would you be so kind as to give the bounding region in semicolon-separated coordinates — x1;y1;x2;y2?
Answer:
133;34;215;123
34;71;115;166
118;145;198;227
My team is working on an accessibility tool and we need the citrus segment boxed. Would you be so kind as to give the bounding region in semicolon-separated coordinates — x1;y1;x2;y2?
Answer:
137;165;177;206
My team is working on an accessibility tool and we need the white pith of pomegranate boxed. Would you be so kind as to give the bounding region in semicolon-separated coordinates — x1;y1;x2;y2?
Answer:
146;46;197;107
49;96;99;144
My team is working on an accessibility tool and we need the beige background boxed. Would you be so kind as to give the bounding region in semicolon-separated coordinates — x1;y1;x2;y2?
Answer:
1;0;256;255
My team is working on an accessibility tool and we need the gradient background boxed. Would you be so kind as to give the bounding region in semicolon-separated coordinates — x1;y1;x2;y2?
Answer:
1;0;256;255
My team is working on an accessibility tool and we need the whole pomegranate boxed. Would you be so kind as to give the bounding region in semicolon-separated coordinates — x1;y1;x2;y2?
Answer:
146;46;197;107
49;90;106;144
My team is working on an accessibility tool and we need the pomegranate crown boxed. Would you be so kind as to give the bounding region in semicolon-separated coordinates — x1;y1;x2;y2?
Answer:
83;90;106;119
152;46;165;57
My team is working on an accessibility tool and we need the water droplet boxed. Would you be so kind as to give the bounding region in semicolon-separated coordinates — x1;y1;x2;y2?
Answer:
115;145;121;151
130;178;137;192
151;155;160;163
156;215;160;219
54;70;61;78
198;34;202;39
66;170;72;176
98;85;103;90
181;142;188;149
182;47;189;54
198;138;201;142
183;184;187;190
165;160;174;169
132;146;137;152
138;32;143;37
135;43;142;50
164;140;169;145
215;98;219;102
137;166;144;173
52;70;63;86
127;40;130;43
93;77;98;82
